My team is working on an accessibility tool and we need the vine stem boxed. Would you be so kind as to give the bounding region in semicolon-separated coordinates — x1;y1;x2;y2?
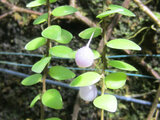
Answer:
40;0;51;120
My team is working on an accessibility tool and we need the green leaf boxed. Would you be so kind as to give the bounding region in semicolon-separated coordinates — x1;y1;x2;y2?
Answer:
55;29;73;44
32;57;51;73
46;117;61;120
106;39;141;50
30;94;41;108
21;74;42;86
93;50;100;59
27;0;57;8
70;72;101;87
25;37;47;51
96;9;123;19
49;66;75;80
108;60;137;71
93;94;117;112
49;45;73;58
153;12;160;20
33;13;48;25
105;72;127;89
52;5;77;17
79;27;102;39
42;25;61;40
109;4;135;17
42;89;63;109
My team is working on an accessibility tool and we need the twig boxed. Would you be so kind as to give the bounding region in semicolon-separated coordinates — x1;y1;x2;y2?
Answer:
133;0;160;27
0;11;14;20
70;0;97;27
72;93;80;120
1;0;42;16
147;84;160;120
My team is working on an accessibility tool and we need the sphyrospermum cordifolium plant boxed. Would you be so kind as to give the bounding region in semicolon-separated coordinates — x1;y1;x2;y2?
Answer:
69;4;141;119
21;0;77;120
21;1;141;119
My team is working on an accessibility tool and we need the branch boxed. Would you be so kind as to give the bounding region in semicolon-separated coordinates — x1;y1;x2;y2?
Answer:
0;11;14;20
133;0;160;27
1;0;42;16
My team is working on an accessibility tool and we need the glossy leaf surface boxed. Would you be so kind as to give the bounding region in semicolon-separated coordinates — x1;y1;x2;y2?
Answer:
49;66;75;80
93;94;117;112
46;118;61;120
30;94;41;108
70;72;101;87
109;4;135;17
106;39;141;50
32;57;51;73
42;25;61;40
21;74;42;86
79;27;102;39
27;0;57;8
42;89;63;109
105;72;126;89
52;5;77;16
33;13;48;25
108;60;137;71
25;37;47;51
55;29;73;44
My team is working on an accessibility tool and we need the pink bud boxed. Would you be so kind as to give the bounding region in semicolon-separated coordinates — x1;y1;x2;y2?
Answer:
75;46;94;67
79;85;97;102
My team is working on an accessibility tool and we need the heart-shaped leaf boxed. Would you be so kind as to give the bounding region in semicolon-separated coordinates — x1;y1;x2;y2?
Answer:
93;94;117;112
105;72;127;89
25;37;47;51
154;12;160;20
27;0;57;8
32;57;51;73
70;72;101;87
49;45;73;58
42;89;63;109
33;13;48;25
109;4;135;17
79;27;102;39
30;94;41;108
49;66;75;80
55;29;73;44
42;25;61;40
106;39;141;50
21;74;42;86
52;5;77;17
108;60;137;71
46;117;61;120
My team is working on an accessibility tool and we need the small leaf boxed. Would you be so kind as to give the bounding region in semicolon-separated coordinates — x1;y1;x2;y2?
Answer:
106;39;141;50
33;13;48;25
46;117;61;120
108;60;137;71
55;29;73;44
30;94;41;108
79;27;102;39
32;57;51;73
70;72;101;87
42;89;63;109
105;72;127;89
21;74;42;86
96;9;123;19
93;94;117;112
93;50;100;59
27;0;57;8
25;37;47;51
52;5;77;17
109;4;135;17
42;25;61;40
153;12;160;20
49;66;75;80
49;45;73;58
